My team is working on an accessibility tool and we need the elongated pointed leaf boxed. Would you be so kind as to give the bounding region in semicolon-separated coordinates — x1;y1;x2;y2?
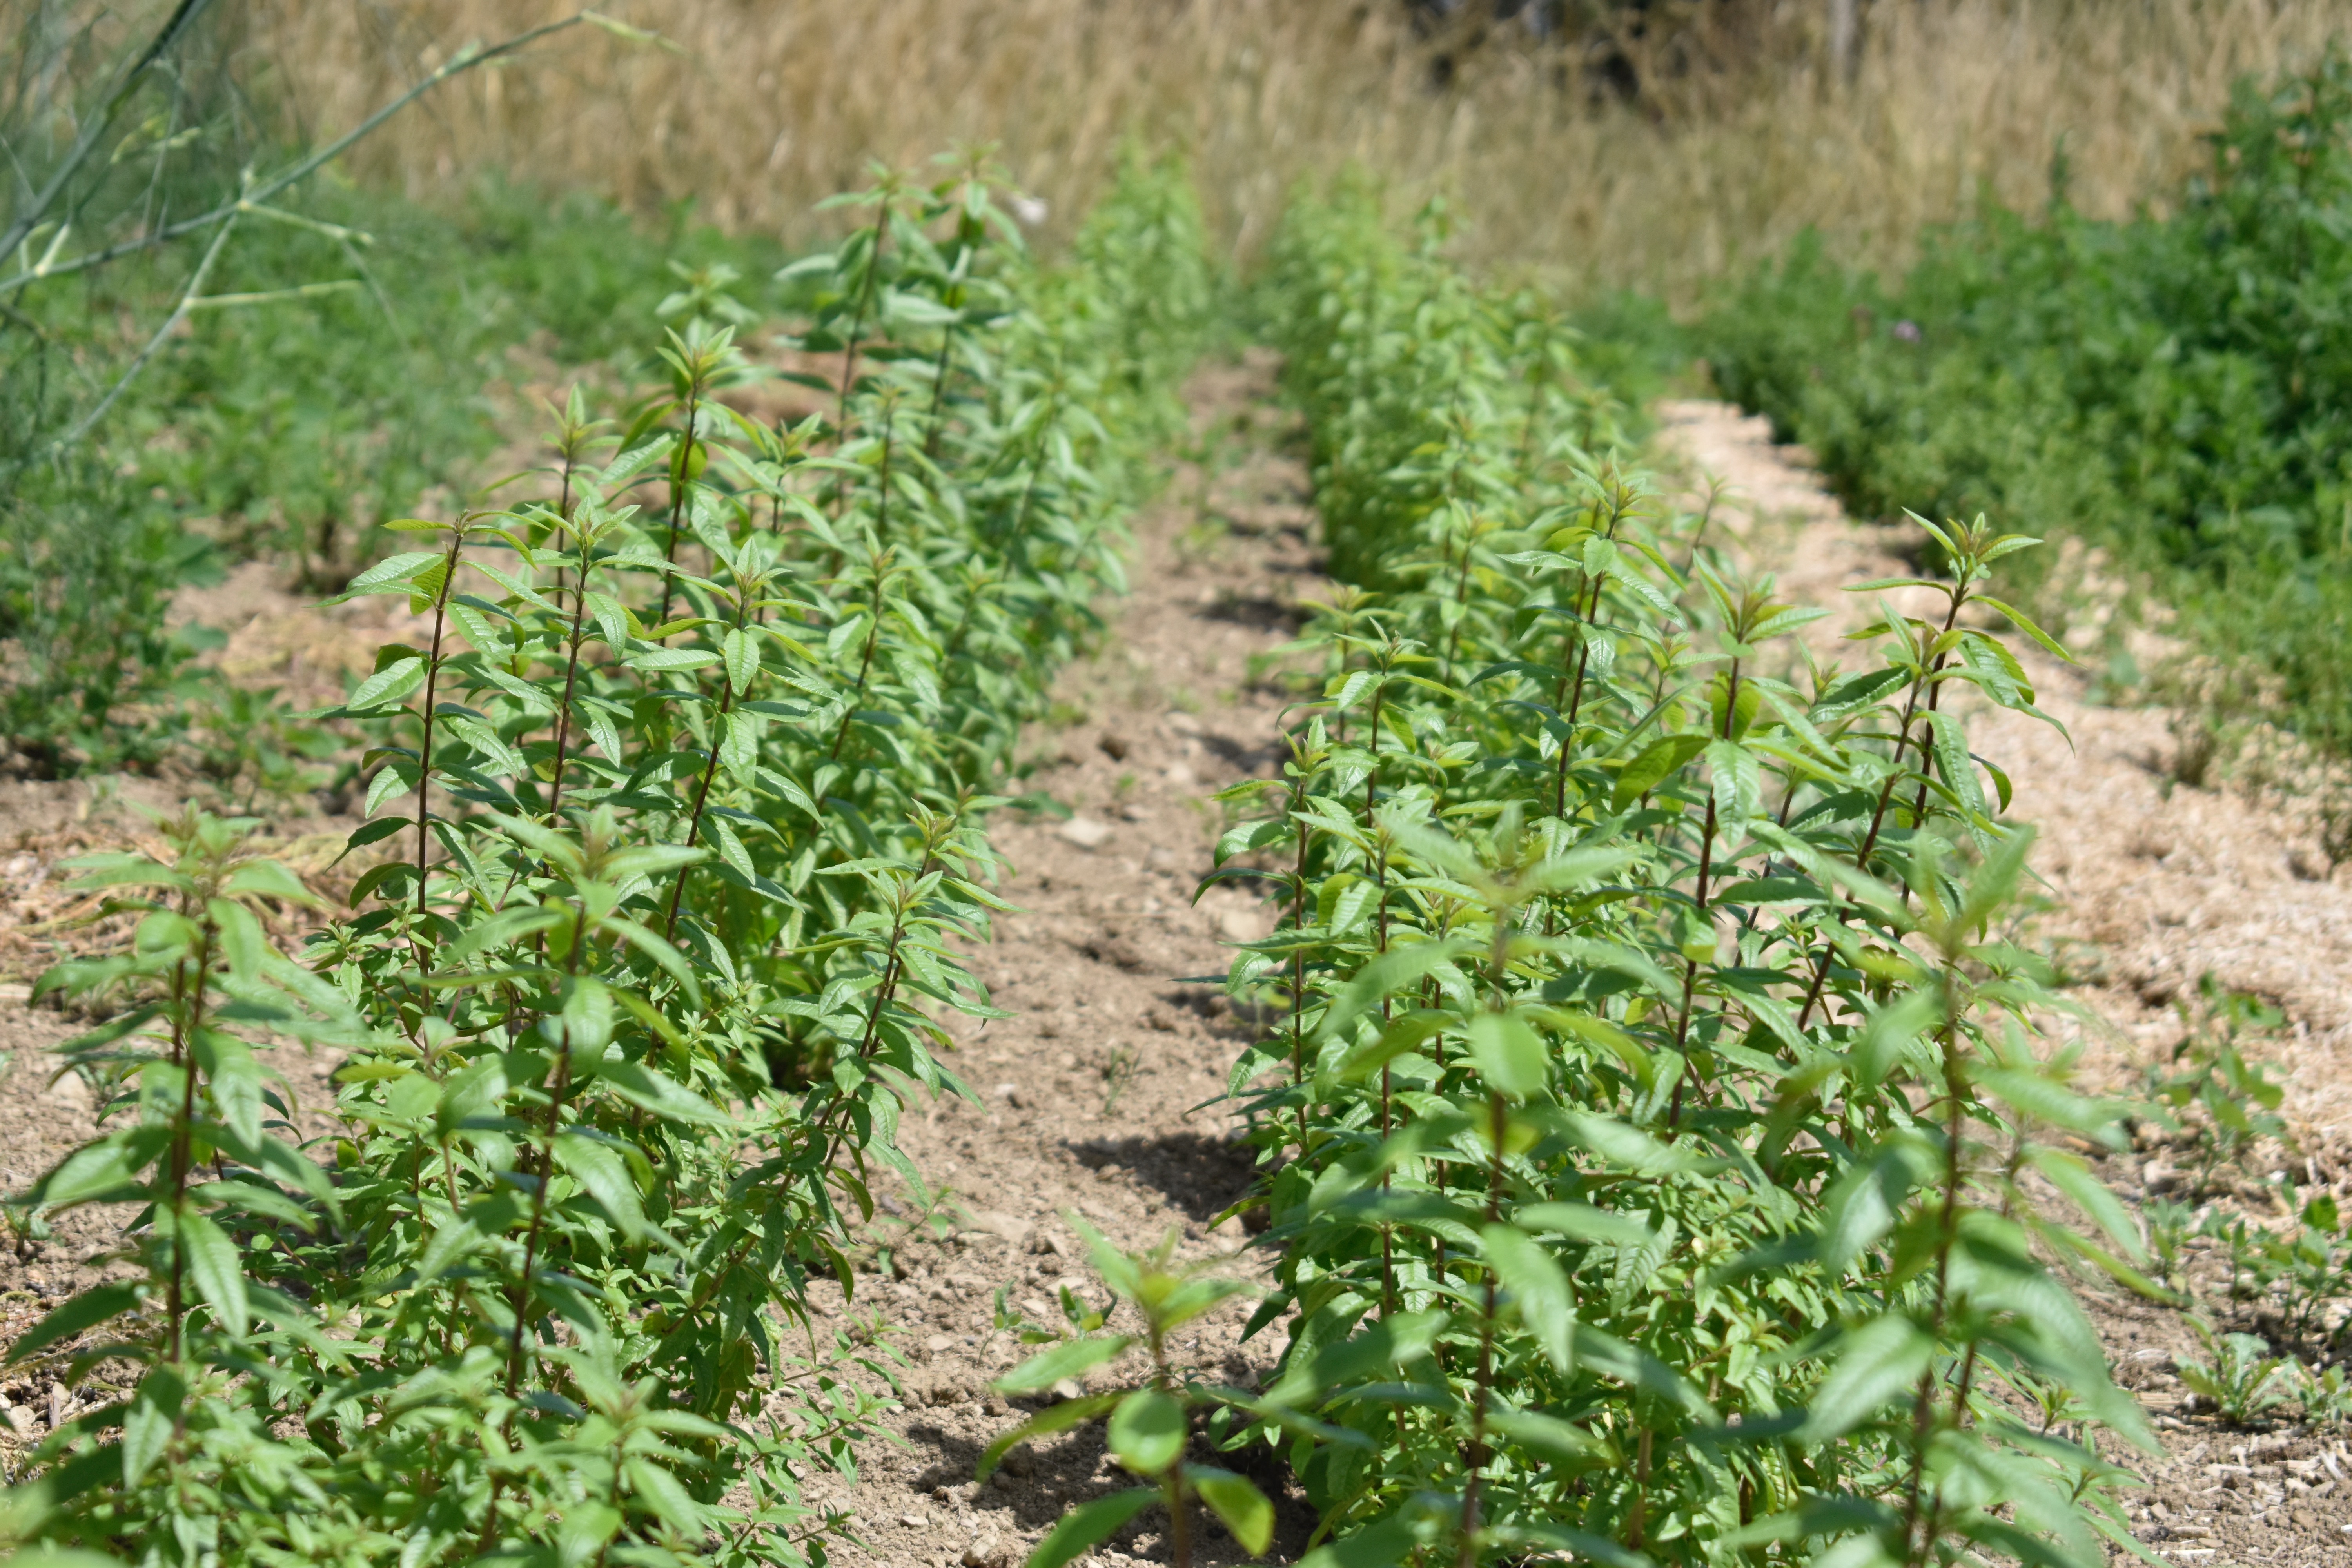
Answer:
178;1209;249;1339
994;1333;1134;1396
1025;1488;1156;1568
1192;1468;1274;1555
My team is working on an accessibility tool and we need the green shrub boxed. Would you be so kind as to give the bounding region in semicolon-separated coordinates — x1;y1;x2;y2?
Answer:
1207;185;2155;1568
1;154;1209;1566
1706;53;2352;755
0;167;780;771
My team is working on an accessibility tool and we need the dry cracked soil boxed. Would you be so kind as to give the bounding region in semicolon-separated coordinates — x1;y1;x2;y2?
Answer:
3;363;2352;1566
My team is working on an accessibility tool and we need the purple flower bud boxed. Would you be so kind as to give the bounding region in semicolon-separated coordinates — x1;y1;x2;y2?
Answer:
1892;320;1922;343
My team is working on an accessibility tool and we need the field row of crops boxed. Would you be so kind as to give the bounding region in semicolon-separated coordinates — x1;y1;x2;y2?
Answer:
5;155;1213;1565
1199;188;2146;1568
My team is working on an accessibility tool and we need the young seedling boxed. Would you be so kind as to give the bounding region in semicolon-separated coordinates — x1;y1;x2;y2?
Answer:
978;1224;1271;1568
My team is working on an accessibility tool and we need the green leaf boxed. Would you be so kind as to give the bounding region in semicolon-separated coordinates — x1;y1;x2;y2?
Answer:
178;1208;249;1339
1800;1314;1933;1443
336;817;410;861
1264;1309;1446;1408
556;1132;650;1241
1466;1011;1548;1100
2024;1145;2144;1261
1513;1201;1659;1250
1487;1409;1612;1469
122;1370;180;1487
1958;821;2037;933
723;627;760;694
1976;595;2079;664
1024;1488;1156;1568
1851;990;1938;1091
1818;1149;1915;1274
33;1136;154;1210
321;550;440;604
1971;1065;2120;1140
196;1033;265;1149
628;647;720;673
1611;732;1708;811
1546;1110;1698;1174
1295;1511;1420;1568
9;1283;140;1364
1106;1388;1185;1475
593;1060;731;1126
624;1455;710;1535
1192;1468;1274;1555
994;1333;1134;1395
222;859;320;905
207;897;267;982
348;655;426;711
1705;737;1762;823
977;1393;1118;1481
1481;1223;1575;1372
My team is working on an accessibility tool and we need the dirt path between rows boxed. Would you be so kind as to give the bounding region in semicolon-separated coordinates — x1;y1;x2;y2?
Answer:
788;353;1318;1568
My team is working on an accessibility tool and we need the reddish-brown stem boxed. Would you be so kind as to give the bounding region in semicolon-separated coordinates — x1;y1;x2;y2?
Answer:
924;320;958;461
503;900;591;1402
551;443;581;613
163;913;216;1363
1898;970;1968;1560
871;399;898;545
663;595;751;941
1668;657;1742;1126
829;561;888;762
1551;497;1628;818
833;203;893;442
657;391;701;630
1285;771;1315;1156
1454;1089;1509;1568
1794;590;1968;1028
542;525;597;830
1442;528;1474;681
415;529;466;923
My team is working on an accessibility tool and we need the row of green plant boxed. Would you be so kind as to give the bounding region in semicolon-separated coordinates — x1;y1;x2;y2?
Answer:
0;150;1210;1566
1705;53;2352;762
1155;182;2154;1568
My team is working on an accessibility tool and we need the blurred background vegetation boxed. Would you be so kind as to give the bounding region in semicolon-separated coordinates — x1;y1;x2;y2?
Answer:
9;0;2352;778
249;0;2342;295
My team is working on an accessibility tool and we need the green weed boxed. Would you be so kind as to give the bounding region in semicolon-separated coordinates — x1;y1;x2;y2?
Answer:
1707;52;2352;761
2146;973;2288;1189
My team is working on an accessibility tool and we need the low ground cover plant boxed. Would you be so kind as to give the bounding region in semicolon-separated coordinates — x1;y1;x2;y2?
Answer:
0;153;1209;1566
1706;53;2352;764
0;6;781;775
1179;183;2164;1568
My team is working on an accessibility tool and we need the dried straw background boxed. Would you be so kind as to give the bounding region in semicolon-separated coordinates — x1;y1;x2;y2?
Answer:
237;0;2347;296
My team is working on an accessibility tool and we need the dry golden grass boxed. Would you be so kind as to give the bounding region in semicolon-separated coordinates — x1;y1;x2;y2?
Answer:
240;0;2345;299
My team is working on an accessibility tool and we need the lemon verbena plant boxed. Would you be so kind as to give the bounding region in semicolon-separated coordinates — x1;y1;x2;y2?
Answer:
1189;186;2160;1568
1;154;1209;1567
